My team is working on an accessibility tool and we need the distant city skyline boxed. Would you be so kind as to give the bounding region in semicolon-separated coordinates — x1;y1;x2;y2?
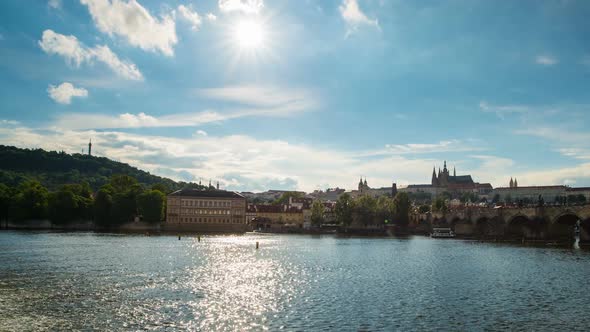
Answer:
1;0;590;192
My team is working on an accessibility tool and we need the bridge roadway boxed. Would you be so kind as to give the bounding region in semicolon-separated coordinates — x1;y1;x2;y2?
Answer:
414;205;590;241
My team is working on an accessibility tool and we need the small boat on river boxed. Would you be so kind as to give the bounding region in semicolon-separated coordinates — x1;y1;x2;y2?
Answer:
431;227;455;238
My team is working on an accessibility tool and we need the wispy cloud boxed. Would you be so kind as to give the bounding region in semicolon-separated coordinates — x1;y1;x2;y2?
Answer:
339;0;379;35
52;85;318;130
535;54;558;66
218;0;263;14
3;124;590;190
80;0;177;56
479;101;529;119
39;29;143;81
195;85;317;109
359;139;483;158
47;82;88;104
48;0;61;9
206;13;217;21
177;5;202;31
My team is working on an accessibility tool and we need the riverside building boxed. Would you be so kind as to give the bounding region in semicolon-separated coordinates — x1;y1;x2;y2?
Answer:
165;189;247;232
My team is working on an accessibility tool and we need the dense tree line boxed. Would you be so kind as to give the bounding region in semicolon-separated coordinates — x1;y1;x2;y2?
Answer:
0;175;170;227
0;145;200;192
334;192;411;229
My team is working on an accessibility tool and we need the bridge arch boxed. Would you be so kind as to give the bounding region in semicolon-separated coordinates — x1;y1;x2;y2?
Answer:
475;216;504;237
506;215;548;239
550;212;582;241
452;216;474;236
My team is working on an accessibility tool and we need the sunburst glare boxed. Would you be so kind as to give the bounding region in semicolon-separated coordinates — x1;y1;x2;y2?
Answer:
233;20;266;50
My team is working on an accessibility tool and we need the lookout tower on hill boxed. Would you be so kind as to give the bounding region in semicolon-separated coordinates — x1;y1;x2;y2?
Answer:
88;139;92;156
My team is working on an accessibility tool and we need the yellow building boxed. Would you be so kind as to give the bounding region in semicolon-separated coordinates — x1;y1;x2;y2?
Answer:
248;205;305;231
165;189;247;232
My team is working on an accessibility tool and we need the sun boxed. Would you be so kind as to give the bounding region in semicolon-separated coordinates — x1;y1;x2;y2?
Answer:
233;20;266;50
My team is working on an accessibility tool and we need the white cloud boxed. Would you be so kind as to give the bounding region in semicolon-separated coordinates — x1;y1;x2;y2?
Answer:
196;85;317;110
339;0;378;31
3;124;590;191
48;0;61;9
207;13;217;21
177;5;202;31
51;85;317;130
479;101;529;119
80;0;177;56
47;82;88;104
511;163;590;187
381;140;481;155
195;130;208;136
218;0;263;14
535;55;558;66
39;29;143;80
90;45;143;80
0;125;442;191
0;120;19;126
39;30;90;67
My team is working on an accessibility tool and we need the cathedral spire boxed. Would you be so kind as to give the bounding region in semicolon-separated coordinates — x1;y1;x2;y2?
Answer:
514;178;518;188
453;166;456;177
509;177;514;188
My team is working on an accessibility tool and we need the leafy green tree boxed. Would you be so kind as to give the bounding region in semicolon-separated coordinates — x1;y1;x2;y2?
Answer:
111;191;138;224
48;189;78;224
577;194;587;205
137;190;166;223
0;183;11;226
151;183;170;194
311;200;325;226
109;174;139;193
94;187;113;226
273;191;304;205
335;193;354;226
355;195;376;226
376;196;394;224
13;180;48;220
491;194;501;204
392;192;411;228
47;184;94;224
432;196;448;213
418;205;430;214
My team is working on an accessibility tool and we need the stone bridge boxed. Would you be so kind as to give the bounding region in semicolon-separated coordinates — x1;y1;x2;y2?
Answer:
417;205;590;241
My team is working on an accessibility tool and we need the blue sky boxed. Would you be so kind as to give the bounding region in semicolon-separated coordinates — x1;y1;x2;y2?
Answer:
0;0;589;192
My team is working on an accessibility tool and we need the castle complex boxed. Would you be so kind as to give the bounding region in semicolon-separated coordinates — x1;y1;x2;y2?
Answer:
401;161;493;197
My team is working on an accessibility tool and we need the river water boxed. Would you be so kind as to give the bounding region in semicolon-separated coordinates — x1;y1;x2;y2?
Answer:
0;231;588;331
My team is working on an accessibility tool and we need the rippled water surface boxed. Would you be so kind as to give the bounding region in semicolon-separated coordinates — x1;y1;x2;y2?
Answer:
1;231;589;331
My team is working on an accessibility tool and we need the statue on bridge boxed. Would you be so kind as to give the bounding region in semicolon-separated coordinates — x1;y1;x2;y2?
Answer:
537;195;545;207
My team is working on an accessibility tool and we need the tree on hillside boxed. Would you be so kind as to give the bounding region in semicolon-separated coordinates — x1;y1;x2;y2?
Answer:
418;204;430;214
151;183;171;194
109;174;139;193
137;190;166;223
432;196;448;213
311;200;325;226
335;193;354;227
273;191;304;205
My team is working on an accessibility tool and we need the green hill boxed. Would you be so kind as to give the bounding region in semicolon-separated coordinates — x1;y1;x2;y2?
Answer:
0;145;193;192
